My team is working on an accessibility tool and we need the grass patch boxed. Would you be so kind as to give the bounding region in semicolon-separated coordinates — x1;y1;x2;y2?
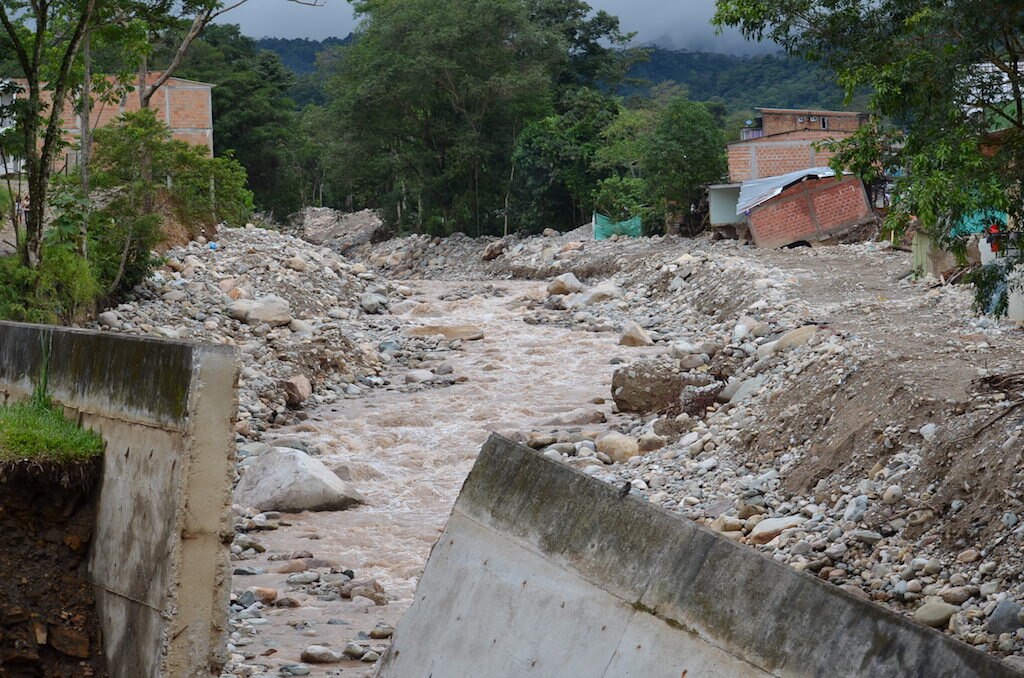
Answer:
0;400;104;463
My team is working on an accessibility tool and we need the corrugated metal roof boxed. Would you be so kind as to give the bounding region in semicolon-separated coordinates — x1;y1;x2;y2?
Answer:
737;167;839;213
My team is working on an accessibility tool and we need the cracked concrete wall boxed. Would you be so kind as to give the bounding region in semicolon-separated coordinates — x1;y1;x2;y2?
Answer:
0;322;237;678
379;434;1020;678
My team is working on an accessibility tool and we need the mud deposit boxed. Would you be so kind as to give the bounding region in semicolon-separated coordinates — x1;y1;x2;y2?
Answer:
0;467;106;678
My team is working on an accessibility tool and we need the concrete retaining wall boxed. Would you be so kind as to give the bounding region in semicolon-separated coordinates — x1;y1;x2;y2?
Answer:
379;434;1021;678
0;321;237;678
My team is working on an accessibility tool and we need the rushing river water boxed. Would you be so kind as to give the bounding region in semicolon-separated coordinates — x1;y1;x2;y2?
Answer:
238;279;645;675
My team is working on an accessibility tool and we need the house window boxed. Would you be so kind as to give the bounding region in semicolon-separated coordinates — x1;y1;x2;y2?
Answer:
820;117;829;130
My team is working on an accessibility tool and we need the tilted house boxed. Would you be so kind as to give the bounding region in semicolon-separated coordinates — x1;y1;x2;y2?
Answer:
709;107;875;247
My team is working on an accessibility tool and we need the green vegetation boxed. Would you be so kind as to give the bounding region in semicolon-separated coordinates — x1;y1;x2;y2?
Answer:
0;400;104;463
254;36;352;74
244;20;863;235
0;111;252;323
273;0;731;236
0;333;104;465
173;25;304;217
713;0;1024;315
624;48;858;111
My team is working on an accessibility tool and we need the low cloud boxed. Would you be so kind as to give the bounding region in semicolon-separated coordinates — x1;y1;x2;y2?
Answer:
223;0;775;55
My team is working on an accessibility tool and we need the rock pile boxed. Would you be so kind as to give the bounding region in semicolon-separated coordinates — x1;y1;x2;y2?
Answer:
86;225;444;436
285;207;390;251
501;236;1024;664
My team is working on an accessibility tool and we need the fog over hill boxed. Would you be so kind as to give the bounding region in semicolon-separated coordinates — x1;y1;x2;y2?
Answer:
224;0;774;55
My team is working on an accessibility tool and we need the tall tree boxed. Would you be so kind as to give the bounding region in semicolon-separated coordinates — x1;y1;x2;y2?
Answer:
0;0;98;268
174;24;300;216
331;0;561;234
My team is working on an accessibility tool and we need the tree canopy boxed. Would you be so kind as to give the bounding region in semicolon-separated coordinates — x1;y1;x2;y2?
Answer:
713;0;1024;238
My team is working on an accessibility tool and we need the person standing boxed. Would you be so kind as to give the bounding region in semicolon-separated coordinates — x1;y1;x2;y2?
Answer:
20;195;29;228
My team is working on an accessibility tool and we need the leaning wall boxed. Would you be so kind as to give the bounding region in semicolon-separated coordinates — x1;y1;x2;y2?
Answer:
379;433;1021;678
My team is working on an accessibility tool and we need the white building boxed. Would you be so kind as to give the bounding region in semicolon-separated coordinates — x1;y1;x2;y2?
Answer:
0;79;22;175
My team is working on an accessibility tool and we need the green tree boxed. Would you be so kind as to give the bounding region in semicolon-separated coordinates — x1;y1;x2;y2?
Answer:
639;97;727;228
90;109;252;295
525;0;644;90
174;24;301;216
329;0;561;235
0;0;98;268
713;0;1024;311
511;87;619;231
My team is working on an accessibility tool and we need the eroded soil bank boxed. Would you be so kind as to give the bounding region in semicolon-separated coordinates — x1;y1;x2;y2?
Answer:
0;466;106;678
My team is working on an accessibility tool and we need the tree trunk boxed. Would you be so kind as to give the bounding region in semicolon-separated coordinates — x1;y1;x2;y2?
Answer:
79;27;91;258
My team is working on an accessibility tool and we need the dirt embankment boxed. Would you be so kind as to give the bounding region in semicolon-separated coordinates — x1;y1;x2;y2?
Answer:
0;465;106;677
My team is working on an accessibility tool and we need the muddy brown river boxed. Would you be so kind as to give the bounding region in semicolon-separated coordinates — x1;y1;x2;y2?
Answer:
233;280;651;676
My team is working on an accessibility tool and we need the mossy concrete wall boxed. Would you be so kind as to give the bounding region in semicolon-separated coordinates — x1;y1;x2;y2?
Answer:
0;321;237;678
379;434;1022;678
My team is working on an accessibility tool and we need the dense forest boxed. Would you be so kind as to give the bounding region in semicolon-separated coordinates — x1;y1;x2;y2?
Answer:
256;37;854;113
253;36;352;74
626;48;854;111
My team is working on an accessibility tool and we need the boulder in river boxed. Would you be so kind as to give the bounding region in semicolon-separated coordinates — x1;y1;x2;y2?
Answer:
235;448;364;512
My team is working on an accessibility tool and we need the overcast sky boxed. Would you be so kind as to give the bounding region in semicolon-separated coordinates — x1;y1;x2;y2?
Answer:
224;0;773;54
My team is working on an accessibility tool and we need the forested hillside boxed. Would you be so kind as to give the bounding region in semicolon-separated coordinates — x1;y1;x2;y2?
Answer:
255;38;855;112
626;48;852;110
254;36;352;74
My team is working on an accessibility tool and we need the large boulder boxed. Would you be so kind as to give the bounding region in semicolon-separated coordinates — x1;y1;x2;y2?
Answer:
281;375;313;407
566;282;623;308
611;358;708;413
292;207;390;250
482;239;507;261
619;321;653;347
547;272;584;296
405;325;484;341
235;448;364;512
596;432;640;463
242;295;292;327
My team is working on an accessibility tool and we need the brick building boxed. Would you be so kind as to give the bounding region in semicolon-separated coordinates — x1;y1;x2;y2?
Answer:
728;108;868;183
2;71;213;174
738;169;873;249
709;107;872;244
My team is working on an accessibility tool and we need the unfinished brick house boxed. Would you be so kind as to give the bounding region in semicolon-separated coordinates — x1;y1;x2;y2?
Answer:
727;108;868;183
708;107;874;247
2;71;213;174
738;169;874;249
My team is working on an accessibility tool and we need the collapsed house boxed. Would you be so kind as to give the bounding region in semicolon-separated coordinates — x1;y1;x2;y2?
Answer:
709;107;875;247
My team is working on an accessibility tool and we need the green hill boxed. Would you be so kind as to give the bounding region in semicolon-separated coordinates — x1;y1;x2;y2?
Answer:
253;38;862;114
253;36;352;74
627;47;857;111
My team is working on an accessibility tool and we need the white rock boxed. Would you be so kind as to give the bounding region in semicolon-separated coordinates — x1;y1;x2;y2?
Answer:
619;321;653;347
97;311;121;329
547;272;584;296
247;295;292;327
301;645;342;663
749;515;806;545
405;369;434;384
234;448;364;512
596;432;640;463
